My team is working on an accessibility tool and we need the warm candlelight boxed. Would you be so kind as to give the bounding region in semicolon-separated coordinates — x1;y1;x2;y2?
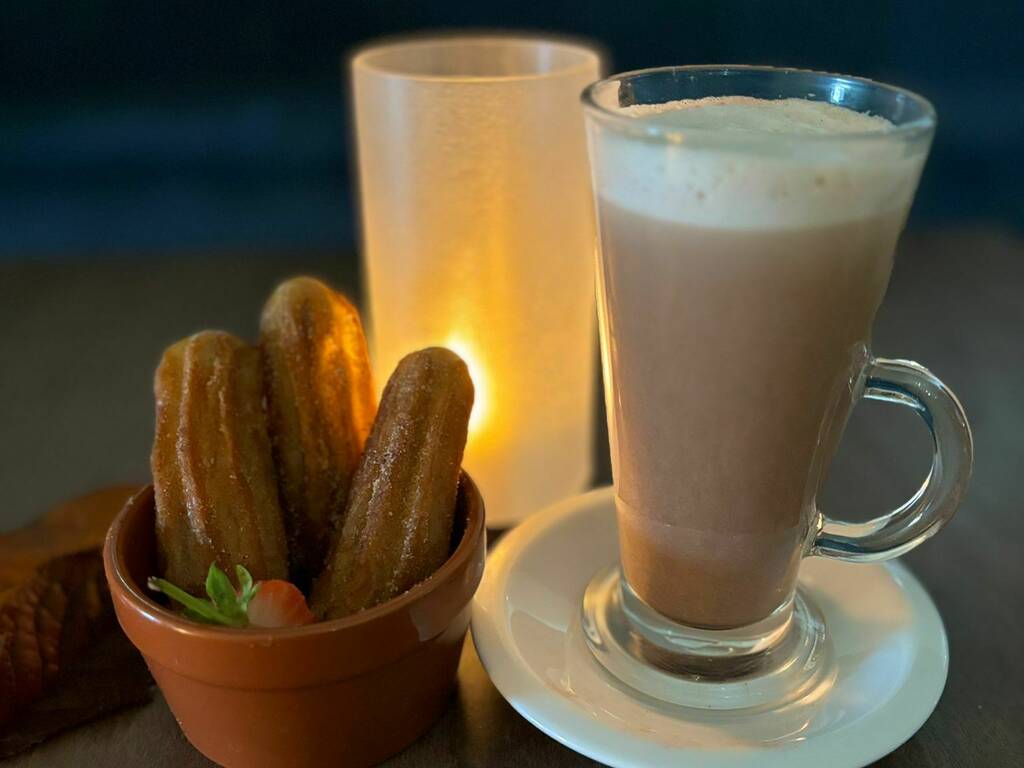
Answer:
353;36;602;526
443;336;488;436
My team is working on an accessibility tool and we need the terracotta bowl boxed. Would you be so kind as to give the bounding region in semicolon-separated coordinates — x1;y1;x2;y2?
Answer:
103;474;485;768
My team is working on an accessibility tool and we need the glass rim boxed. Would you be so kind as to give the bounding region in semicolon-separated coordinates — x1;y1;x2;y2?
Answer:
351;34;601;84
581;64;937;144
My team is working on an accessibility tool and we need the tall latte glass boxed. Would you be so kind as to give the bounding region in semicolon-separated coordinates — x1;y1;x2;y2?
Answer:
581;67;973;709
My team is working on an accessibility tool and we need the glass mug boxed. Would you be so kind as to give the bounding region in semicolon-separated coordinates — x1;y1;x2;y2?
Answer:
581;66;973;709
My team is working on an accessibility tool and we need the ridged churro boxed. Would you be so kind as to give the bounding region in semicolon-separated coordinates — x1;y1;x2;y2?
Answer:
152;331;288;594
260;277;376;580
311;347;473;619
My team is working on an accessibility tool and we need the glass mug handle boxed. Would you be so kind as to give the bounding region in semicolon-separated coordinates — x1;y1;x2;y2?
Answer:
812;357;974;562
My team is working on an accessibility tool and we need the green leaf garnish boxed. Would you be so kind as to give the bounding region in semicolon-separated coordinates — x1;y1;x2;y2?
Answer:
206;564;247;622
147;563;255;628
235;565;257;610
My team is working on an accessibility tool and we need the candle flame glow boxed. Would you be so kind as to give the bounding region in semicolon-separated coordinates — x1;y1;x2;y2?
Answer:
444;335;487;437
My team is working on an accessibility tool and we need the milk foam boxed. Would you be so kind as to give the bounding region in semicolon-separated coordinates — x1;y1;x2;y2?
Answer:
621;96;893;133
593;96;926;229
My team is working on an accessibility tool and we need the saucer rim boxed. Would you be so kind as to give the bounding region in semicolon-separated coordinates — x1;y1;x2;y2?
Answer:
471;486;949;768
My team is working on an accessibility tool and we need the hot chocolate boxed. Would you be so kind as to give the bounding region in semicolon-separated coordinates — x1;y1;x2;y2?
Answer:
593;97;924;628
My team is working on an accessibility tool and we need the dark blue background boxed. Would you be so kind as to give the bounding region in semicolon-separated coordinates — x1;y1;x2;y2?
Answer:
2;1;1021;259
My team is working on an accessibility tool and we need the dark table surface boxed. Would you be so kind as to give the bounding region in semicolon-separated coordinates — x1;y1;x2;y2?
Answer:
1;228;1021;767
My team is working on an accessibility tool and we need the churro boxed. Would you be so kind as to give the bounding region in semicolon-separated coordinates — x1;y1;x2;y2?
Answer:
260;277;375;579
152;331;288;594
311;347;473;619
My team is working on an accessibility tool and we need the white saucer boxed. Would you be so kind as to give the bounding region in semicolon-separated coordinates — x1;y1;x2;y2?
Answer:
471;487;949;768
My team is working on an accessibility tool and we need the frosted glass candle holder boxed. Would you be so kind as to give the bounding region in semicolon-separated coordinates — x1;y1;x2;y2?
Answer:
353;36;601;527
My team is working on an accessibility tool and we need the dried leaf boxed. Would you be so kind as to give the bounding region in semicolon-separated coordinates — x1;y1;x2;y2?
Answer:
0;628;152;758
35;579;69;685
0;636;15;725
9;576;46;707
